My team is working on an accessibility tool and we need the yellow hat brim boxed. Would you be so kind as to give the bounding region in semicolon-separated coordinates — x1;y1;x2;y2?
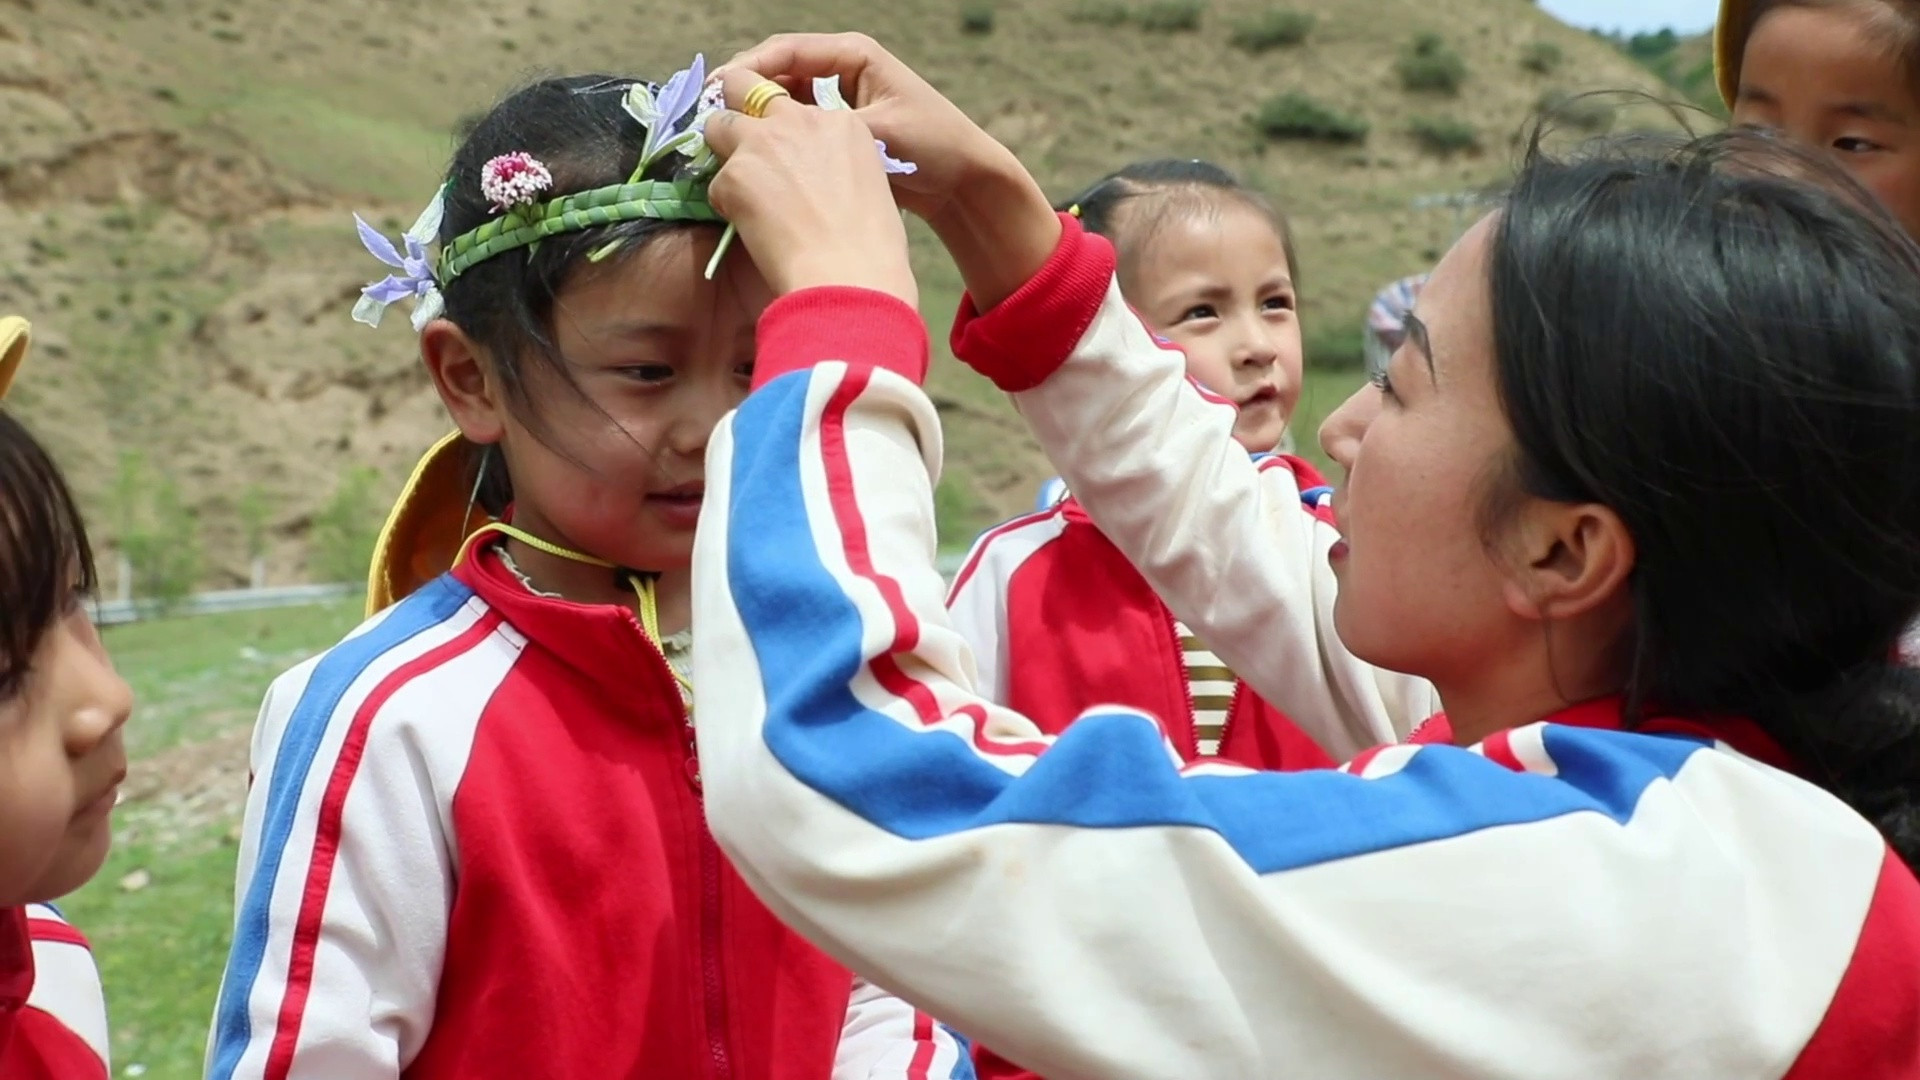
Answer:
0;316;31;400
1715;0;1751;108
365;430;491;616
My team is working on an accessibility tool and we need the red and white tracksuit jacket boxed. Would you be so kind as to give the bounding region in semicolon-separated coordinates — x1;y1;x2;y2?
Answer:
0;904;110;1079
206;534;966;1080
689;224;1920;1079
947;469;1340;773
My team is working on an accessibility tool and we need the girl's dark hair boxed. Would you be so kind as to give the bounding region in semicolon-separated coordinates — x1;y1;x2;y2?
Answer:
0;409;95;699
437;73;715;514
1057;159;1299;287
1489;128;1920;865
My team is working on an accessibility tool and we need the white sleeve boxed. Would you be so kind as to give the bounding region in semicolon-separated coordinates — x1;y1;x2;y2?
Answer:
206;590;498;1079
695;293;1886;1080
952;225;1436;757
833;977;971;1079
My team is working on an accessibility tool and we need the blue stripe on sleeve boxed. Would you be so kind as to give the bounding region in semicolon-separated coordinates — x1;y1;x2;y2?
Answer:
724;371;1713;876
208;576;474;1079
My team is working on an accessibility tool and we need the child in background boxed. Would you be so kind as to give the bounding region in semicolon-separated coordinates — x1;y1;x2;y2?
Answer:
1717;0;1920;237
948;159;1352;776
206;62;963;1080
0;316;123;1080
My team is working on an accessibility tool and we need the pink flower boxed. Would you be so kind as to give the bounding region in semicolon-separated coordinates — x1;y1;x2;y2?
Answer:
480;152;553;213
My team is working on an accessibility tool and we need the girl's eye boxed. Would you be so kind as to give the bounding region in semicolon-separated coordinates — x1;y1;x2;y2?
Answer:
618;364;676;384
1835;136;1882;154
1179;304;1218;322
734;361;756;380
1263;295;1296;312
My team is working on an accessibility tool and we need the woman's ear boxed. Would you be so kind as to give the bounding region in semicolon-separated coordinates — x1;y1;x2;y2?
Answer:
421;319;506;445
1499;500;1636;623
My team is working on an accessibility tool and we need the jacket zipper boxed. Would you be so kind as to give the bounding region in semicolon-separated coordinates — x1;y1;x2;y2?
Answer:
1161;604;1203;760
699;824;733;1080
630;614;731;1080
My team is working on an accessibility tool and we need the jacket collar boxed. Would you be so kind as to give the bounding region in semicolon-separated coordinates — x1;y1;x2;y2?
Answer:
448;531;683;713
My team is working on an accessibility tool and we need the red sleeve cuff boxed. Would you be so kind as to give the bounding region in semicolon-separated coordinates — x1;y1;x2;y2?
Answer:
752;286;930;391
949;213;1118;393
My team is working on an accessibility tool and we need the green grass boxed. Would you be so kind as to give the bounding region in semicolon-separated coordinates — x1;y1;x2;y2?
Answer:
101;600;368;760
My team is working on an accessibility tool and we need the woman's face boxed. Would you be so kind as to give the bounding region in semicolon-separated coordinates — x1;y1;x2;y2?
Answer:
1324;217;1529;685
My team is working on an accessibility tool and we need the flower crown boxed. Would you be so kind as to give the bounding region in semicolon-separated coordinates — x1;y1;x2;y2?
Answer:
351;56;914;331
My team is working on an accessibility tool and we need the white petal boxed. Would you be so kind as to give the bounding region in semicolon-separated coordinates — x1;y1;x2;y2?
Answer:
351;293;387;328
812;75;850;111
623;82;660;126
410;288;445;332
405;187;446;247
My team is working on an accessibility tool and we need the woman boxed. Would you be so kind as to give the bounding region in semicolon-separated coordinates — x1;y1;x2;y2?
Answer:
691;36;1920;1079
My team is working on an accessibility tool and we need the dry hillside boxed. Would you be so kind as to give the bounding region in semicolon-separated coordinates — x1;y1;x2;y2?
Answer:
0;0;1673;588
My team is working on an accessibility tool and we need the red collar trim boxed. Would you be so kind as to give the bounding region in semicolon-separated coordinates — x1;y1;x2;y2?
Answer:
1407;697;1800;774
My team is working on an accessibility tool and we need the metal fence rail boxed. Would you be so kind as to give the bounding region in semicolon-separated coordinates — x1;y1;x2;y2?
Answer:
91;554;974;627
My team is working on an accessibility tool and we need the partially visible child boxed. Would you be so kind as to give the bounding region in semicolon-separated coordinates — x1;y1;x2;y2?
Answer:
1717;0;1920;663
0;316;123;1080
206;63;963;1079
948;159;1341;774
1718;0;1920;236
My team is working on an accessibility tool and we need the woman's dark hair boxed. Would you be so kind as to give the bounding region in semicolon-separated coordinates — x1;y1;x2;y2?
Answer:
0;409;95;699
1058;158;1299;289
1489;128;1920;865
437;73;716;514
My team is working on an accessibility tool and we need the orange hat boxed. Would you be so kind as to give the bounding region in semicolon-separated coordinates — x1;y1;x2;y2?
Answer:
1715;0;1754;108
364;429;490;615
0;316;31;400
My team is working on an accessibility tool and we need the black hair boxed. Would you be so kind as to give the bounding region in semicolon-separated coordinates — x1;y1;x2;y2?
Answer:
1057;158;1299;289
0;409;96;700
436;73;718;515
1488;127;1920;866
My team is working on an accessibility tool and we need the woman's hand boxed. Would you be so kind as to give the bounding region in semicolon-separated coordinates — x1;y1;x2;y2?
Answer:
703;71;918;309
715;33;1060;310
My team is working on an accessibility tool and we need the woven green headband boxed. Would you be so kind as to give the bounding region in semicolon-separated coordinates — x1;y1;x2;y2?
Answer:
436;176;721;284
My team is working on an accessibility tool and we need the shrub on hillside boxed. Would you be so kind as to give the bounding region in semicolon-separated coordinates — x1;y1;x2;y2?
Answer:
1520;41;1563;74
1254;92;1369;144
1067;0;1131;25
1137;0;1204;32
961;1;995;34
1398;32;1467;95
1537;89;1615;132
1231;9;1315;52
311;466;384;587
1409;115;1479;155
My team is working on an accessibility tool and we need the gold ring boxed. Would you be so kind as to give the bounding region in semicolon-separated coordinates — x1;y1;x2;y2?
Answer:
741;80;791;119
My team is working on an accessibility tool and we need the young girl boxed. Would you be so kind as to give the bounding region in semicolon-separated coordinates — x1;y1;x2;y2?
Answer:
0;316;122;1080
686;41;1920;1078
946;159;1366;778
205;64;963;1080
1716;0;1920;238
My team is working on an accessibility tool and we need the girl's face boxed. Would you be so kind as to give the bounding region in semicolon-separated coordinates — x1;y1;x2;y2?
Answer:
0;605;132;906
1123;200;1302;453
449;227;771;576
1733;4;1920;237
1323;217;1529;686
